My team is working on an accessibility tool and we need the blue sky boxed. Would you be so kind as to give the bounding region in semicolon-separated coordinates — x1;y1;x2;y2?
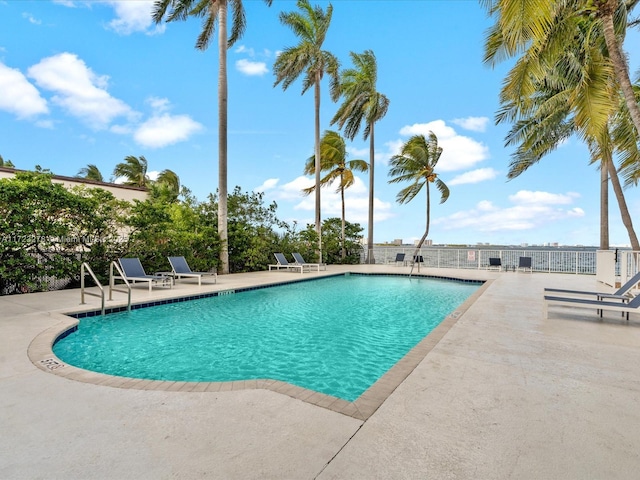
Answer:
1;0;639;247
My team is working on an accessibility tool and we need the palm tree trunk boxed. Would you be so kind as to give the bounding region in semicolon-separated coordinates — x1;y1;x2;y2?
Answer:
600;1;640;137
607;154;640;250
366;123;375;264
340;178;346;259
600;157;609;250
218;1;229;274
410;184;431;275
314;72;322;262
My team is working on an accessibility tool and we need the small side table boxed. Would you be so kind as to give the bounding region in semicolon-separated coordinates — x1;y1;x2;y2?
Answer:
155;271;176;286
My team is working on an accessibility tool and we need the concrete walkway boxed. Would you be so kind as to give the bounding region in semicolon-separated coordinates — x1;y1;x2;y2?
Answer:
1;265;639;479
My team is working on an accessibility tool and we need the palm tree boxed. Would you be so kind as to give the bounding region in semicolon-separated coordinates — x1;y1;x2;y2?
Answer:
113;155;150;188
481;0;640;139
592;0;640;136
75;164;105;182
153;0;273;275
331;50;389;264
156;169;181;196
302;130;368;259
486;5;640;250
273;0;340;262
388;133;450;273
0;155;15;168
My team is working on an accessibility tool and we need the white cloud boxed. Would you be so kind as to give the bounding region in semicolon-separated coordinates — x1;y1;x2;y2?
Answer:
509;190;580;205
382;139;405;163
27;52;135;129
397;120;489;171
147;96;171;113
235;45;255;56
53;1;162;34
452;116;489;132
255;178;279;192
434;191;585;233
264;175;392;224
103;0;164;35
134;113;203;148
348;146;369;158
448;168;498;186
22;12;42;25
236;59;268;76
272;176;314;202
8;53;200;147
0;62;49;118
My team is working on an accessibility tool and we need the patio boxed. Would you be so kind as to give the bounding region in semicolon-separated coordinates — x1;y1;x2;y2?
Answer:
2;265;640;479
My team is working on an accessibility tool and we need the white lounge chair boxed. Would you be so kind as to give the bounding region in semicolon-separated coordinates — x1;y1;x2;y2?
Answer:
292;252;326;271
544;292;640;321
116;258;172;292
544;270;640;302
168;256;217;285
268;253;306;273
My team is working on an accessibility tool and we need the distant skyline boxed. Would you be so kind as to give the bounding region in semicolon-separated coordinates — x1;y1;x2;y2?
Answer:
1;0;640;247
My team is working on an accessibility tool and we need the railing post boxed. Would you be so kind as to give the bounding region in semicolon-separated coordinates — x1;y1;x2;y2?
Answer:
80;263;86;305
80;262;105;316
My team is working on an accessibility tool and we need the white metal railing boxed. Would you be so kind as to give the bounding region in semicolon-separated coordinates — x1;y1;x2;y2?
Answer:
619;250;640;284
108;261;131;311
80;262;105;315
365;246;601;275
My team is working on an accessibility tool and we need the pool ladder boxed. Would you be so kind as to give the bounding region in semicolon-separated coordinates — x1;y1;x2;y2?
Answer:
80;262;132;315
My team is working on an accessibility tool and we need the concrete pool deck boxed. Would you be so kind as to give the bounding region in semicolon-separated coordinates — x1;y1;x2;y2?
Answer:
2;265;640;479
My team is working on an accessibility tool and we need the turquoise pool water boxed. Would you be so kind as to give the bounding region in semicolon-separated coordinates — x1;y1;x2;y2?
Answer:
54;274;479;401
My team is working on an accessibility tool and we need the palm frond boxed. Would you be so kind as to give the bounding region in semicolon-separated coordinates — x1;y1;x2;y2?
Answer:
228;0;247;47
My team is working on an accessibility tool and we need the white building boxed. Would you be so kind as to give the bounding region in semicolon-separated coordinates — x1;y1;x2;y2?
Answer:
0;167;148;202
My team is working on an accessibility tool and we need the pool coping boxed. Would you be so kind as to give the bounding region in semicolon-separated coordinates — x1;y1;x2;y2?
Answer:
27;273;491;421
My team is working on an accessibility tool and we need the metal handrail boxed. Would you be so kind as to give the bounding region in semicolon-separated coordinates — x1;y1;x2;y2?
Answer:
108;261;131;311
80;262;105;316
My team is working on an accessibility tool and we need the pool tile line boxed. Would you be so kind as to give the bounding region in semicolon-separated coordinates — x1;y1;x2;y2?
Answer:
350;271;485;284
65;272;481;319
66;273;345;319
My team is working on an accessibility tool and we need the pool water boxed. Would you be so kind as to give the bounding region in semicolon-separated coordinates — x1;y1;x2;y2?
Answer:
54;274;479;401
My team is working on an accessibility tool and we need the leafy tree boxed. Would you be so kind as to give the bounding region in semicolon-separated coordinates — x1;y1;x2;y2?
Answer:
303;130;367;259
299;218;363;264
227;187;286;272
0;172;107;294
273;0;340;262
388;133;450;272
76;164;105;182
69;185;131;282
331;50;389;264
153;0;273;276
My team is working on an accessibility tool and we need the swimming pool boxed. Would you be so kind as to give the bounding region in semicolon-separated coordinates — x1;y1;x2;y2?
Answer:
53;274;480;401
